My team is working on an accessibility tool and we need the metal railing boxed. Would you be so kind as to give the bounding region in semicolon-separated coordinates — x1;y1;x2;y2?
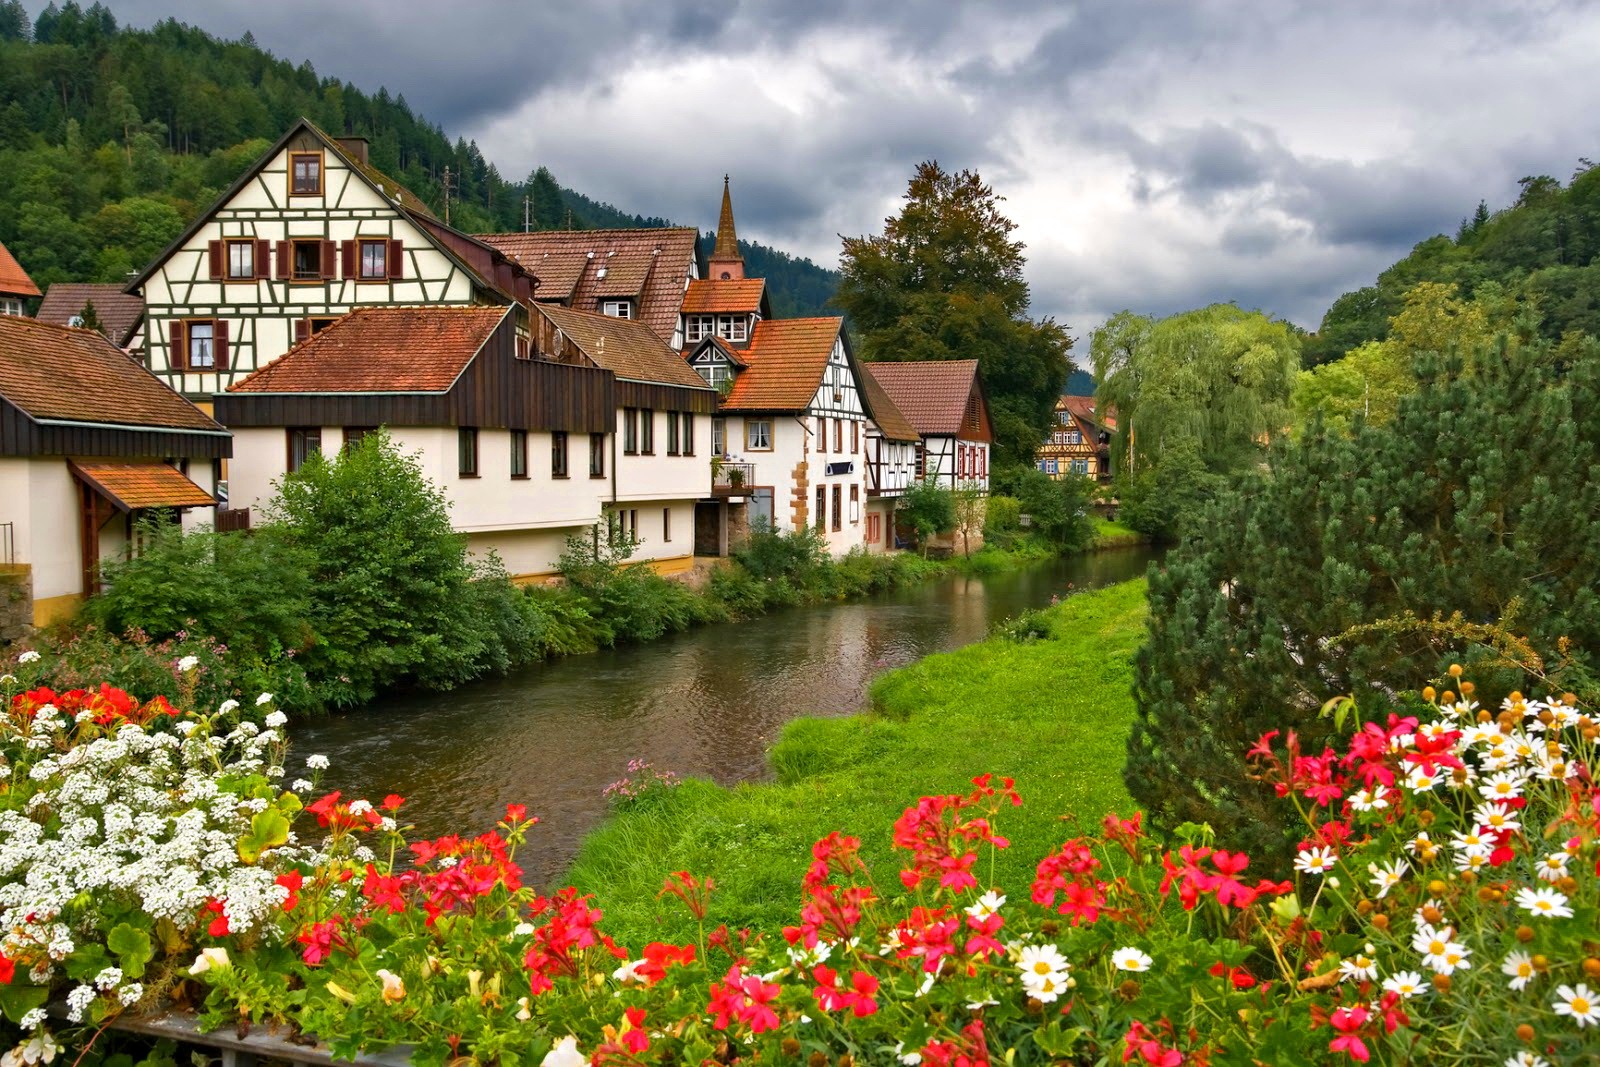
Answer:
105;1011;412;1067
711;461;755;495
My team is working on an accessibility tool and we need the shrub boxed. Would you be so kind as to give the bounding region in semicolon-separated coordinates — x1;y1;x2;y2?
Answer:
733;523;828;582
1127;341;1600;861
897;479;957;548
1112;442;1222;542
558;530;717;644
1010;466;1096;550
983;494;1022;544
265;430;525;707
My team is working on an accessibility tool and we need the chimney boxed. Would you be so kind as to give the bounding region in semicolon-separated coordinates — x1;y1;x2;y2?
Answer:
335;137;370;166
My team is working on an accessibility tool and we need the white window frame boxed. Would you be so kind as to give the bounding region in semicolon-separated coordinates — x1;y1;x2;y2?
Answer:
686;314;715;342
746;419;772;451
602;299;632;319
716;314;748;342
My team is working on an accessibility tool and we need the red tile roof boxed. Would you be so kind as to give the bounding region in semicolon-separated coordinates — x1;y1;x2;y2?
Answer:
0;239;40;298
0;316;219;431
681;279;765;314
228;306;509;394
862;360;982;436
36;284;145;347
720;318;843;412
858;366;920;442
475;229;697;343
72;461;215;511
1060;394;1116;432
538;304;712;391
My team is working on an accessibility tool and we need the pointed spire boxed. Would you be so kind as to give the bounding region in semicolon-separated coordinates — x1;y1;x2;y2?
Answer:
708;175;745;279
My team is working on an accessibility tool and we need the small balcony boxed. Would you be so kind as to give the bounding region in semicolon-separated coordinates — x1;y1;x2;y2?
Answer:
710;460;755;497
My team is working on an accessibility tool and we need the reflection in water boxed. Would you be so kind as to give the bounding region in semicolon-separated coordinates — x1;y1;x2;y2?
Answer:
297;548;1158;884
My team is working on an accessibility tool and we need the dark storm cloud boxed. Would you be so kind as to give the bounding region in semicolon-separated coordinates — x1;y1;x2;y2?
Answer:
80;1;1600;329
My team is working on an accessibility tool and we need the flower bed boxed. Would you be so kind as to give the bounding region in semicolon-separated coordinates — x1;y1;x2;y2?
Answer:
0;658;1596;1066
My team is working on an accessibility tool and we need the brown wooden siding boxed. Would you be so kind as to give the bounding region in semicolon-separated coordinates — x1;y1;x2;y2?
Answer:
614;379;718;414
0;398;231;459
214;316;614;433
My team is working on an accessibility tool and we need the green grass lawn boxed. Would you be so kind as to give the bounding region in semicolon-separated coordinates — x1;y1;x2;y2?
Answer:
565;578;1151;945
1091;516;1146;548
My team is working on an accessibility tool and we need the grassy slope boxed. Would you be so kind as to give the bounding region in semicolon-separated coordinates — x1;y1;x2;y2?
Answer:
565;578;1150;945
1091;517;1147;548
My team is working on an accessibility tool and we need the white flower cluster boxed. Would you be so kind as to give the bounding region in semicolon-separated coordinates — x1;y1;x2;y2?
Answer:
0;699;321;1021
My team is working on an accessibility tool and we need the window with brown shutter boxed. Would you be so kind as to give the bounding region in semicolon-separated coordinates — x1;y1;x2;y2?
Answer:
168;320;185;371
832;485;842;532
213;320;229;371
290;240;323;283
341;240;357;279
387;238;404;279
207;241;224;280
294;319;311;345
275;241;291;280
320;240;337;280
223;240;257;282
357;239;389;281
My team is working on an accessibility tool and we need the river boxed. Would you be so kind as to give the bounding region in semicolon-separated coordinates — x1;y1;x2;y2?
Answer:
296;547;1159;884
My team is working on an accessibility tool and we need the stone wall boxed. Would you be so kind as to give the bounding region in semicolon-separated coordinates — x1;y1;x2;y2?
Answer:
0;567;33;648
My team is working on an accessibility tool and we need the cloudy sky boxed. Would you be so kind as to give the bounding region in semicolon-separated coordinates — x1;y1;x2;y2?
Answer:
96;1;1600;333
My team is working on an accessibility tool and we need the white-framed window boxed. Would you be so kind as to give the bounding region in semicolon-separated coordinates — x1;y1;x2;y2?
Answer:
716;314;748;342
746;419;772;450
711;417;726;455
0;297;23;316
686;314;715;342
187;322;215;368
602;300;632;319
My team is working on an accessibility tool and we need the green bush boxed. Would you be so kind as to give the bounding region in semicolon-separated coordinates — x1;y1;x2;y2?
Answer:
896;479;956;548
983;494;1023;544
1127;340;1600;862
732;523;828;581
1112;443;1222;542
1009;467;1096;550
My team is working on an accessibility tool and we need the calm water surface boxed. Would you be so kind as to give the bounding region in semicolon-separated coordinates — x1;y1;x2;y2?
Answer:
296;547;1158;884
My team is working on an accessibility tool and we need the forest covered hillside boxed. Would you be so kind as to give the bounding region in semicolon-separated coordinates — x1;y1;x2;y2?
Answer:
0;1;840;317
1305;163;1600;365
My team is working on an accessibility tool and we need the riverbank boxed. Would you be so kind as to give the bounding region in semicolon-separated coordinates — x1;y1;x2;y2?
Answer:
565;576;1150;944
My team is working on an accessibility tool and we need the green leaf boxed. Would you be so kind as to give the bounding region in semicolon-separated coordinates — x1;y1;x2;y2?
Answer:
1270;892;1304;923
0;983;48;1024
65;943;113;981
237;806;291;864
108;922;154;979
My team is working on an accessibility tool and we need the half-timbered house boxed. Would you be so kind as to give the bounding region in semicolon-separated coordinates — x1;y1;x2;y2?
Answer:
0;317;229;625
861;360;993;491
214;305;613;582
858;370;920;553
687;316;872;556
476;227;699;347
128;119;537;405
1036;395;1114;482
0;240;39;318
532;303;717;574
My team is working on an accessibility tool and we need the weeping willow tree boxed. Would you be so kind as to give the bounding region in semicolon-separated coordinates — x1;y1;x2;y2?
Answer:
1091;304;1300;538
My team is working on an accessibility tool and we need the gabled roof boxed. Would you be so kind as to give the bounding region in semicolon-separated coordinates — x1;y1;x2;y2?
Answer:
538;304;712;391
124;118;531;305
476;228;698;343
858;365;920;442
862;360;983;436
720;317;844;412
228;306;510;394
681;278;765;315
0;317;220;432
0;239;40;299
36;284;144;347
1060;394;1116;432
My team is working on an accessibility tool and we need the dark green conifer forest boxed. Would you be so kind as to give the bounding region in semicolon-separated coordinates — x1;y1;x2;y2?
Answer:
0;1;839;315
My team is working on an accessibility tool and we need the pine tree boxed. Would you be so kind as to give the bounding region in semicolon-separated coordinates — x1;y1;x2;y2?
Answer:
1125;340;1600;862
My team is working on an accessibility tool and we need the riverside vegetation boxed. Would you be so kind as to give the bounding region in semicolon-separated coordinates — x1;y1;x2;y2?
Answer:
8;430;1114;717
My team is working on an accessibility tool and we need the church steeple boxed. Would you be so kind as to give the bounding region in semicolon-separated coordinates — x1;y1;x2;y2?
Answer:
708;175;745;280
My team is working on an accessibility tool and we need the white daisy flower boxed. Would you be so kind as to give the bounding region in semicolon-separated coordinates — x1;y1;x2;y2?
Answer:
1501;950;1536;991
1017;944;1070;982
1505;1053;1549;1067
1515;886;1573;920
1350;785;1390;812
1404;766;1441;793
1111;948;1152;972
1534;852;1569;883
1294;846;1338;874
1367;858;1408;898
1473;805;1521;834
964;891;1006;920
1552;983;1598;1028
1339;953;1378;983
1479;771;1526;802
1382;971;1426;998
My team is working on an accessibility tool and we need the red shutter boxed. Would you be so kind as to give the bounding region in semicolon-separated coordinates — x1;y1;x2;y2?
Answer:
253;239;269;280
169;320;185;371
320;240;337;280
387;238;404;280
294;319;311;345
341;240;356;279
275;241;291;280
207;240;224;281
213;319;229;371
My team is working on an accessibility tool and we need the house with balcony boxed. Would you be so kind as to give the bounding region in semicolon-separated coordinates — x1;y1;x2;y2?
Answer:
127;118;538;407
861;360;993;491
531;303;717;574
0;317;229;626
1037;395;1114;482
214;305;613;582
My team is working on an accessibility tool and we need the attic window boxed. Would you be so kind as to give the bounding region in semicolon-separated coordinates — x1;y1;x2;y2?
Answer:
289;152;323;196
716;314;747;342
685;314;715;342
601;299;632;319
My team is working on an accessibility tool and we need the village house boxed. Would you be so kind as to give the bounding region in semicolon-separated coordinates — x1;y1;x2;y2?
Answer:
213;304;614;582
476;226;700;348
0;317;229;626
860;360;994;491
531;303;718;573
1036;395;1114;482
858;370;920;553
0;239;40;318
35;284;146;355
127;118;537;407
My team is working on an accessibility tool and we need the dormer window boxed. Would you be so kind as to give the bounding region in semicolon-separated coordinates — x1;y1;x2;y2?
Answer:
686;314;714;342
716;314;748;342
601;300;632;319
697;363;732;390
